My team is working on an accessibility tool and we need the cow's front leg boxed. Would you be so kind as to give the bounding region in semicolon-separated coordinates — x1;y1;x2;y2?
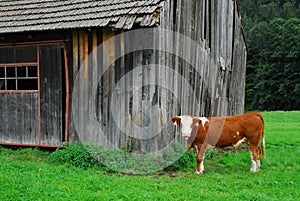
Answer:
195;144;206;174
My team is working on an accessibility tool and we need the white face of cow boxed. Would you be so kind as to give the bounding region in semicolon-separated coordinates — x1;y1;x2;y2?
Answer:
180;116;194;139
172;115;209;140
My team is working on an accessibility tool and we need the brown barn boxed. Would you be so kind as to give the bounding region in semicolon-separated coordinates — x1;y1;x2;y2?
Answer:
0;0;246;151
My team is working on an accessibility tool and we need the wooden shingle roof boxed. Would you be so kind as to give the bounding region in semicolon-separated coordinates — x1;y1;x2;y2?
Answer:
0;0;164;33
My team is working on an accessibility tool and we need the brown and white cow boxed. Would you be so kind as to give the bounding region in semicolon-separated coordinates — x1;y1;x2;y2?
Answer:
172;112;265;174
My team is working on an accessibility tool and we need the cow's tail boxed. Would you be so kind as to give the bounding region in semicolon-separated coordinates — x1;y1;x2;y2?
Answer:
257;113;266;160
261;125;266;160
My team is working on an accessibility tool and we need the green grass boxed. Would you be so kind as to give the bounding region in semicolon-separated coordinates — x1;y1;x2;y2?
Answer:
0;111;299;200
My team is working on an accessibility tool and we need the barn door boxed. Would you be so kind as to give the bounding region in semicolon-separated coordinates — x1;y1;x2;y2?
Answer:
0;43;68;147
39;44;65;146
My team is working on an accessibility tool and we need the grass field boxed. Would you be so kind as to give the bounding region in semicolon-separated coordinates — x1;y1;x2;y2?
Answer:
0;111;299;200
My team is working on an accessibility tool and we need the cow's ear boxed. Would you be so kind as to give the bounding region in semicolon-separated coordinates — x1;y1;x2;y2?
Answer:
196;117;209;129
172;116;181;126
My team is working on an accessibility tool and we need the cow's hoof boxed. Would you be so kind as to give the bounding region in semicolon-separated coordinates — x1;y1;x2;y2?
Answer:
194;170;205;174
250;169;259;173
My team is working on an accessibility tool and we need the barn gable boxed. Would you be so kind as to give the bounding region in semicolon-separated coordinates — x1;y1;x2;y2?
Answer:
0;0;246;151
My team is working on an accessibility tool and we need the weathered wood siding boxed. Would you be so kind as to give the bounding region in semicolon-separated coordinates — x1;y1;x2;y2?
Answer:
159;0;246;117
70;0;246;152
0;93;38;144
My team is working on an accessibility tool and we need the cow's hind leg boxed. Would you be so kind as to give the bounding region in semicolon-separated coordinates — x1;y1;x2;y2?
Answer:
195;144;206;174
249;144;260;172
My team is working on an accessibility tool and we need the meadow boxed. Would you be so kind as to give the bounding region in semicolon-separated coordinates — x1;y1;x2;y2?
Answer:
0;111;299;200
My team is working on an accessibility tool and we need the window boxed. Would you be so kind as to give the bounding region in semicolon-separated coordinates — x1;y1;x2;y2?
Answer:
0;45;38;92
0;66;38;90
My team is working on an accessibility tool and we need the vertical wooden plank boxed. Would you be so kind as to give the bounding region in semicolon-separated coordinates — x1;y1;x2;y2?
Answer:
202;46;209;116
165;1;178;148
83;31;89;143
221;0;229;116
109;34;117;148
210;0;215;62
73;31;79;83
201;0;206;40
186;0;193;115
227;0;234;72
117;30;127;148
102;28;115;147
179;0;186;117
145;51;157;152
174;0;184;144
40;44;63;145
123;31;133;150
95;29;104;145
193;44;200;116
3;94;7;142
20;94;25;144
101;28;109;146
191;0;199;116
83;32;89;81
205;0;210;48
68;30;78;144
132;49;143;151
167;0;177;138
76;30;84;142
182;0;193;116
77;30;89;142
157;10;167;149
194;0;202;42
215;0;220;65
90;29;99;144
221;0;227;64
162;0;175;150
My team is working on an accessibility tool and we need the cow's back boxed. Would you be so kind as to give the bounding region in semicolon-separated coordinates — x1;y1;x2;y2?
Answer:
208;112;264;147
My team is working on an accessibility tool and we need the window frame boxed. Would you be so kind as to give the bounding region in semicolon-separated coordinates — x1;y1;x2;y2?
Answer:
0;46;39;94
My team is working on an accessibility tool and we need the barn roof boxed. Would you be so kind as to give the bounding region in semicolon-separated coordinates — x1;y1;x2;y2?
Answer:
0;0;164;34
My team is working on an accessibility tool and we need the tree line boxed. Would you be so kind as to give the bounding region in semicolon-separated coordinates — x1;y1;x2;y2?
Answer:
240;0;300;111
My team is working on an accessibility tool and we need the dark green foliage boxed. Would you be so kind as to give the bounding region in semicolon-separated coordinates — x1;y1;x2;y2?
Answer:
163;143;196;172
51;142;196;174
240;1;300;111
205;148;216;160
247;18;300;110
50;142;99;169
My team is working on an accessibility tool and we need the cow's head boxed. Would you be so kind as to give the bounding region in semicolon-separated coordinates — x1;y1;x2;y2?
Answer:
172;115;209;140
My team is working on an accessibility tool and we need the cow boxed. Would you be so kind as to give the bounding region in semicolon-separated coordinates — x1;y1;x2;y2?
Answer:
172;112;265;174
